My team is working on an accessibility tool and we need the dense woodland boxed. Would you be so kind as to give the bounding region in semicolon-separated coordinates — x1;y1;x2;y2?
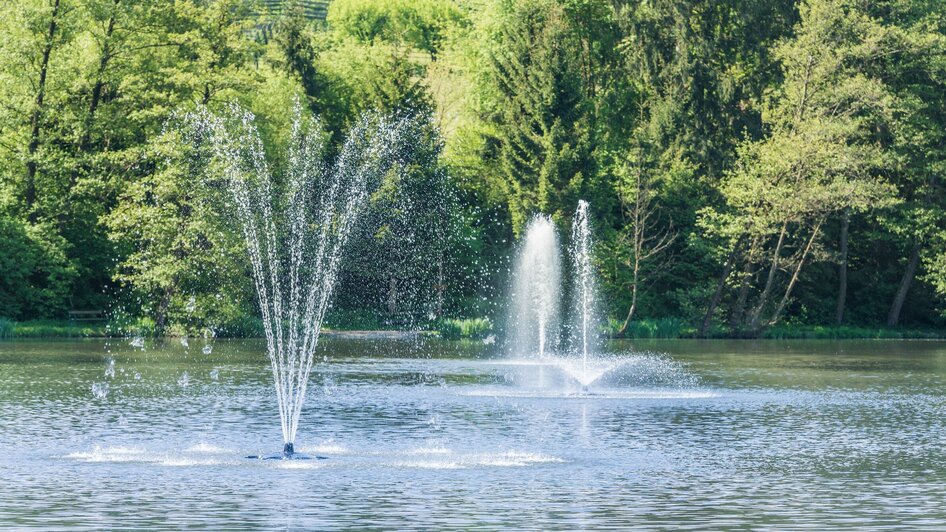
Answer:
0;0;945;337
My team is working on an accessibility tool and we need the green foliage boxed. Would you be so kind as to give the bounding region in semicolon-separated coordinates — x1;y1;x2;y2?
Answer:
327;0;466;55
761;325;946;340
472;0;613;232
105;125;255;335
0;0;945;338
0;319;110;338
0;217;76;319
436;317;492;339
609;318;690;339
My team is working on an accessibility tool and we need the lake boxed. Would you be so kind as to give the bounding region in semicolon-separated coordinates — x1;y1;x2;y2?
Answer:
1;338;945;529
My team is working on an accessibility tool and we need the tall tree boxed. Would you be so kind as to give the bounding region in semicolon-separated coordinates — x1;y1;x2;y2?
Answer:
479;0;608;231
701;0;898;333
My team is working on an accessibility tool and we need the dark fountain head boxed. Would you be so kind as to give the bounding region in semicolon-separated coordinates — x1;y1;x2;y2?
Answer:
246;442;325;461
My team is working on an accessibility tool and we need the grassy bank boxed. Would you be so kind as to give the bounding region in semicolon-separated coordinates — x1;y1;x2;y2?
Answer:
758;325;946;340
0;319;113;338
3;316;945;340
435;318;493;340
608;319;946;340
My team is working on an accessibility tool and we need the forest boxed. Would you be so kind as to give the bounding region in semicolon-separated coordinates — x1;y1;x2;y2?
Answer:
0;0;944;338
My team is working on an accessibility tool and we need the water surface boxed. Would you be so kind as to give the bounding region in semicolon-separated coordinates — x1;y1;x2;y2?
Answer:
1;338;945;529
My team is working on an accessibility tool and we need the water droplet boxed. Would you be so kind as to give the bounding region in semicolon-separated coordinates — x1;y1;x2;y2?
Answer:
92;382;109;399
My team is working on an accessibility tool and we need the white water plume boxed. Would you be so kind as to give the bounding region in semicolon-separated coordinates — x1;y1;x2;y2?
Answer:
185;102;416;446
569;200;598;377
508;215;562;359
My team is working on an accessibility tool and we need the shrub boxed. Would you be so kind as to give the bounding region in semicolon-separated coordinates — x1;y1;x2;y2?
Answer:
436;317;492;339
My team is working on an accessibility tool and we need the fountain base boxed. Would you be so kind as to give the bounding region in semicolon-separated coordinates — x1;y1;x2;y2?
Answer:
246;443;328;460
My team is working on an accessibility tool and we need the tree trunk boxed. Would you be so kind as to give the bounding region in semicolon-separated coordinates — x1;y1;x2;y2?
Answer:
730;263;755;329
617;246;641;336
698;238;743;337
887;241;922;327
617;278;638;336
25;0;62;222
155;287;173;336
769;218;824;326
78;0;120;154
748;222;788;330
729;236;760;329
835;211;849;325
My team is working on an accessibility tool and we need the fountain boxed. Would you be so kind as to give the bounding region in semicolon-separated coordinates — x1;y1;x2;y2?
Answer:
508;215;562;359
186;103;416;459
505;201;625;391
569;199;597;383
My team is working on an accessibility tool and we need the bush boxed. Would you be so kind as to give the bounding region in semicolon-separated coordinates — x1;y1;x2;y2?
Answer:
436;317;492;339
612;318;690;339
0;218;77;320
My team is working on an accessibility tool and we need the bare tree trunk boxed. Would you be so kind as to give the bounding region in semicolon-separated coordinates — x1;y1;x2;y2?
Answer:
769;218;824;326
155;286;173;336
617;243;641;336
835;211;849;325
729;236;760;329
887;241;921;327
25;0;62;222
748;222;788;330
618;273;639;336
699;238;743;337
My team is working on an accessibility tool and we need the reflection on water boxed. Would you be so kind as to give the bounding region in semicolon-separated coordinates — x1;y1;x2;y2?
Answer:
2;338;946;528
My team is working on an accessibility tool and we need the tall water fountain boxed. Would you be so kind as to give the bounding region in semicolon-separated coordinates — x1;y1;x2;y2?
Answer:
569;200;598;381
187;103;414;458
508;215;562;359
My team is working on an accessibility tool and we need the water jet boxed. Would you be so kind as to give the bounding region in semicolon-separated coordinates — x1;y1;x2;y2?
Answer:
188;102;418;458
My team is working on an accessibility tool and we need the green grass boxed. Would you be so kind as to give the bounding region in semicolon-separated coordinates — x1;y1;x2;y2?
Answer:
0;319;112;338
606;318;946;340
760;325;946;340
610;318;692;339
3;314;944;340
436;317;493;339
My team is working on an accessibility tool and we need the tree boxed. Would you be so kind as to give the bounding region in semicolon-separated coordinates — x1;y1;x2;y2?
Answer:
477;0;606;232
700;0;898;333
613;140;675;334
106;124;253;335
327;0;466;57
0;216;76;319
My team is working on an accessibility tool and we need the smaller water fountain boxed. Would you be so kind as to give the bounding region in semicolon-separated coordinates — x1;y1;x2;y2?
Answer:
508;215;562;359
504;201;631;392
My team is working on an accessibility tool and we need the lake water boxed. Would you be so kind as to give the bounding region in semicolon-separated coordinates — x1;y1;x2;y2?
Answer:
1;338;945;529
